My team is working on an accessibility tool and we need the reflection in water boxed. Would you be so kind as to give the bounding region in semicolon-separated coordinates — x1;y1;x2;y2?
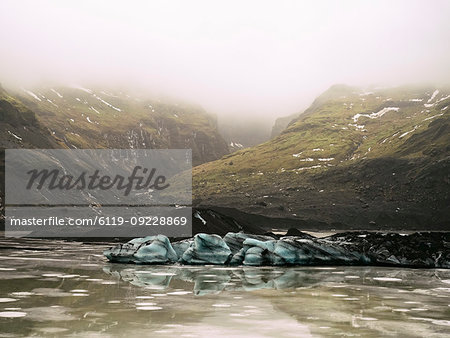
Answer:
104;265;374;295
0;239;449;337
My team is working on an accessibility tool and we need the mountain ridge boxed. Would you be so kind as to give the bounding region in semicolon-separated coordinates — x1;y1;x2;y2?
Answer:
2;85;229;165
193;85;450;230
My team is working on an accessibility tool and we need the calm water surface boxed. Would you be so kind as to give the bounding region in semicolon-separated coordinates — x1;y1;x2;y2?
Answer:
0;238;449;337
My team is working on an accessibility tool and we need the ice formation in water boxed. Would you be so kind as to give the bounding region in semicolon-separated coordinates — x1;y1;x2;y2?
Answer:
104;231;450;268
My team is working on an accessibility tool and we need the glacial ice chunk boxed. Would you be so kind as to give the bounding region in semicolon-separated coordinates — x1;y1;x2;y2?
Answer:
103;235;178;264
133;235;178;264
104;231;449;268
171;238;193;260
242;239;277;266
181;234;232;265
223;232;276;265
223;232;275;255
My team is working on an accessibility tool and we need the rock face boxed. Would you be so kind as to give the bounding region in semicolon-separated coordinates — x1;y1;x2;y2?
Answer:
6;86;229;166
103;231;450;269
324;232;450;268
0;87;62;149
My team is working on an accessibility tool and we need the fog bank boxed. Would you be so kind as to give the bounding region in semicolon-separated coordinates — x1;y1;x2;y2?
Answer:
1;0;449;123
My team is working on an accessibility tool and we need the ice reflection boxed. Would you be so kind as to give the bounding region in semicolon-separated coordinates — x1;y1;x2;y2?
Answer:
104;265;415;294
0;239;450;337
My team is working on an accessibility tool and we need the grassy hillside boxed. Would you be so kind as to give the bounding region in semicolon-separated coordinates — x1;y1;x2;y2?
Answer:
193;85;450;230
270;111;301;138
0;85;62;149
10;85;229;165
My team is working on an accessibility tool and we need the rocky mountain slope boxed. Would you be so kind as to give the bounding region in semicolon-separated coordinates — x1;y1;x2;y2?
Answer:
4;85;229;165
0;84;231;231
271;112;301;138
193;85;450;230
0;84;61;149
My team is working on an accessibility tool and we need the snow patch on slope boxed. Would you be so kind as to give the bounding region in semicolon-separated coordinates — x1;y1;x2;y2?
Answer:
436;94;450;103
399;125;420;138
8;131;22;140
22;89;41;101
294;165;322;172
46;99;58;107
194;211;207;225
428;90;439;103
50;88;63;98
73;85;93;94
93;94;121;112
90;106;101;114
352;107;400;123
423;113;444;121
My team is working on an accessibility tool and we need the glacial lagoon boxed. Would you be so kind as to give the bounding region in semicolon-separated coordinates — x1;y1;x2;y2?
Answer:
0;238;449;337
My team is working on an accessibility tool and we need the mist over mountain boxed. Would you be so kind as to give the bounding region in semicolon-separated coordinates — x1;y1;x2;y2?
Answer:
0;85;229;165
1;0;450;125
1;0;450;231
193;85;450;230
219;116;273;151
1;2;450;336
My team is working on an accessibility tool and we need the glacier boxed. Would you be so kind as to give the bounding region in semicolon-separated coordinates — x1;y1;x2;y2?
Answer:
103;231;450;268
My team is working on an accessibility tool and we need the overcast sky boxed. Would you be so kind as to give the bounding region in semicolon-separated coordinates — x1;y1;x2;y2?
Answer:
1;0;449;122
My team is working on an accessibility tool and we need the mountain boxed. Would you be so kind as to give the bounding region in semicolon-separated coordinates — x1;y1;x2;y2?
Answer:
193;85;450;230
1;84;65;230
271;112;300;138
6;85;229;165
0;84;61;149
219;116;272;152
270;85;360;138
